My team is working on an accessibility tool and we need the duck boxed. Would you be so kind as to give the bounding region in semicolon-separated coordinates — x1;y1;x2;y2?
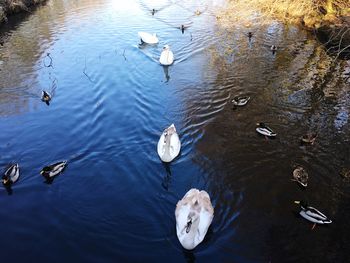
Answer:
292;166;308;187
271;45;277;53
256;122;277;137
195;10;202;16
138;32;159;44
41;90;51;105
159;45;174;66
151;8;157;16
175;188;214;250
180;24;185;34
300;133;317;145
2;163;20;186
247;32;253;39
294;200;332;224
232;96;250;107
40;161;67;178
157;124;181;162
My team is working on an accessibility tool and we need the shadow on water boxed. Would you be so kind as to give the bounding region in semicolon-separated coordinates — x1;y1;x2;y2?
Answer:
161;161;172;191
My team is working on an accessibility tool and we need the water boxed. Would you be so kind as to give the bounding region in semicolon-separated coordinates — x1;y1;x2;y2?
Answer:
0;0;350;262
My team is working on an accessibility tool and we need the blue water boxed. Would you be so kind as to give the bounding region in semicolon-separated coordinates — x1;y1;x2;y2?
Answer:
1;0;350;262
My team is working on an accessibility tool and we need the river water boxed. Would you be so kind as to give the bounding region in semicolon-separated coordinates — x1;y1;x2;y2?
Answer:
0;0;349;262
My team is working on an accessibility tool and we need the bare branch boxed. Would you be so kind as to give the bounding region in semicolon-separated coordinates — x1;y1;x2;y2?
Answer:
44;53;53;68
122;49;127;61
83;57;95;83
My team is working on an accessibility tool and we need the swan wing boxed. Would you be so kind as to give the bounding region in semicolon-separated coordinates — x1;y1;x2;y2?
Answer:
157;132;166;157
196;208;213;243
197;191;214;240
170;133;181;158
159;50;174;65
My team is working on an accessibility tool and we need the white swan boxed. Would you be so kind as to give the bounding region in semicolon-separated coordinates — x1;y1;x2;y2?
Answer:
159;45;174;66
138;32;159;44
175;189;214;250
157;124;181;162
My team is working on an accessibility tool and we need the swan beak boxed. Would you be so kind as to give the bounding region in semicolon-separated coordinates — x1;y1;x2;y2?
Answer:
294;201;300;204
2;178;8;185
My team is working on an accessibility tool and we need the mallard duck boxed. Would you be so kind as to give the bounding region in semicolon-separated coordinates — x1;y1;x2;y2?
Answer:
41;90;51;105
301;133;317;145
40;161;67;178
159;45;174;66
232;96;250;107
294;200;332;224
256;122;277;137
292;166;308;187
175;189;214;250
138;32;159;44
2;164;20;186
157;124;181;162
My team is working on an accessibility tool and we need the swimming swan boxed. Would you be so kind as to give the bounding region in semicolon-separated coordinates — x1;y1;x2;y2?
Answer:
157;124;181;162
138;32;159;44
159;45;174;66
175;189;214;250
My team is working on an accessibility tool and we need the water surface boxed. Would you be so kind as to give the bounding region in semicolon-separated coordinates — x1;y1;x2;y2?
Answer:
0;0;349;262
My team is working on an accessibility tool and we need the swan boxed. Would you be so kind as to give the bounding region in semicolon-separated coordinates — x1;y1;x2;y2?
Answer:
175;189;214;250
2;163;20;186
138;32;159;44
159;45;174;66
157;124;181;162
40;161;67;178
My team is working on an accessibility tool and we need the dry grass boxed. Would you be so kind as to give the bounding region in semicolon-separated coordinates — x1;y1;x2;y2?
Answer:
0;0;47;23
217;0;350;28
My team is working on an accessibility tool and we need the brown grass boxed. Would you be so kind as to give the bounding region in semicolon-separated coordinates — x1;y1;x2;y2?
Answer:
0;0;47;23
217;0;350;28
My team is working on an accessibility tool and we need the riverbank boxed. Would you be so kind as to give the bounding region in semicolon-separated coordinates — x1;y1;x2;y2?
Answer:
0;0;47;24
218;0;350;28
217;0;350;59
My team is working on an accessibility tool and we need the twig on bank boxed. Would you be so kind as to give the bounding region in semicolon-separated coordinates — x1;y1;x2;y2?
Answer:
83;57;95;83
44;53;53;68
333;43;350;62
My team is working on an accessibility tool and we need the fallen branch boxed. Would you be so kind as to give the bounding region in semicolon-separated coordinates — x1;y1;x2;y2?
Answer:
83;57;95;83
44;52;53;68
122;49;127;61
